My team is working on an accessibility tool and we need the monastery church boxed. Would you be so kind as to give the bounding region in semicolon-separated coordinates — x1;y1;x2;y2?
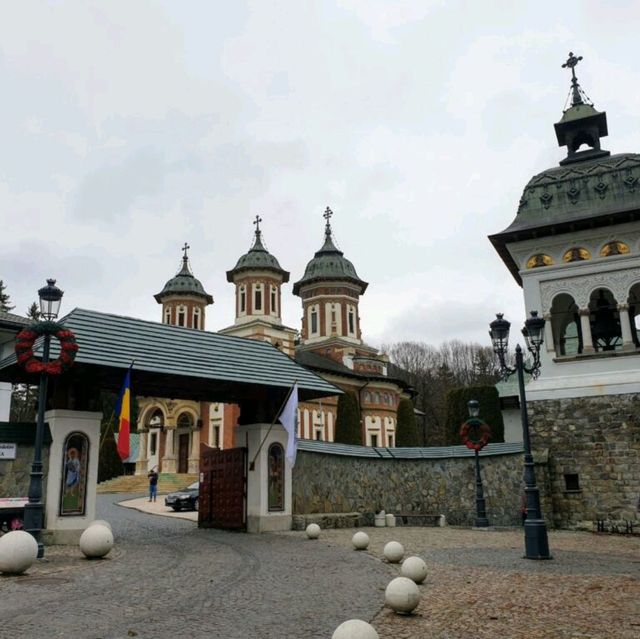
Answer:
135;210;413;475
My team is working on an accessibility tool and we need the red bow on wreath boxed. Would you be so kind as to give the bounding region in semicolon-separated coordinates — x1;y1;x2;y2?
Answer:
15;322;79;376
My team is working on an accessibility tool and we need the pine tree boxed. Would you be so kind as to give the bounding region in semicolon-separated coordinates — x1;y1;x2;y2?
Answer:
334;392;361;445
396;398;420;447
0;280;14;312
26;302;41;321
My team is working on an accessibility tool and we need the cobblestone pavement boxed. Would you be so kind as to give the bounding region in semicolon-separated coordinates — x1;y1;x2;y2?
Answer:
304;526;640;639
0;495;389;639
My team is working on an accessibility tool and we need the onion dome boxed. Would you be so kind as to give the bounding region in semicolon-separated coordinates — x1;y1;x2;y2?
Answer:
154;244;213;304
292;207;368;295
226;216;289;282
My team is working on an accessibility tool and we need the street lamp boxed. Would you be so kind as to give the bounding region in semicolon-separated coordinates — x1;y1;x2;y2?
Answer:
23;279;64;558
489;311;552;560
461;399;490;528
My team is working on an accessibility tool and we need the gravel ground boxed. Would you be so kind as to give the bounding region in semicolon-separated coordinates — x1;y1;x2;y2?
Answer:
301;526;640;639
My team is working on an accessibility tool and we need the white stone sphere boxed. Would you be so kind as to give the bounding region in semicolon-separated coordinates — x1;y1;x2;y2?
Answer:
306;523;321;539
400;556;428;584
79;524;114;558
88;519;112;530
385;576;421;614
0;530;38;575
352;531;370;550
332;619;379;639
383;540;405;563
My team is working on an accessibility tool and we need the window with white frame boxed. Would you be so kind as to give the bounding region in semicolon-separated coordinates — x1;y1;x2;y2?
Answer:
310;305;319;335
254;284;263;312
348;306;355;335
177;306;186;327
270;286;277;315
193;307;201;330
239;285;246;314
164;307;171;324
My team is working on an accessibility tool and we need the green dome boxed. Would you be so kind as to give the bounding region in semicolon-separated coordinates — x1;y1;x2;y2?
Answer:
226;232;289;282
293;227;368;295
155;256;213;304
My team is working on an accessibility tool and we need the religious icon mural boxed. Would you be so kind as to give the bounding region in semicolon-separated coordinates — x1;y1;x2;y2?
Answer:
526;253;554;269
563;247;591;262
600;241;630;257
59;432;89;516
267;443;284;512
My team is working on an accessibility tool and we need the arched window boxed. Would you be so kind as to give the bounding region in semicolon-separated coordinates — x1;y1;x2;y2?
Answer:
310;306;319;335
364;391;371;402
563;247;591;262
267;443;284;511
600;241;630;257
148;409;164;430
193;307;201;330
177;412;194;429
589;288;621;351
164;307;171;324
526;254;554;269
254;284;263;312
348;306;355;334
270;286;277;315
550;293;582;355
374;392;380;404
177;305;186;327
239;285;246;314
628;283;640;347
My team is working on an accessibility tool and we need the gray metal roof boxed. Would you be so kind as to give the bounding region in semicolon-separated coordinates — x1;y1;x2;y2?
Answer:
154;257;213;304
0;310;29;330
0;308;340;402
226;231;289;282
297;440;523;459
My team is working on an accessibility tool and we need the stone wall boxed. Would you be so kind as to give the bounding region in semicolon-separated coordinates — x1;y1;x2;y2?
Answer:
0;443;50;497
292;445;537;527
529;393;640;529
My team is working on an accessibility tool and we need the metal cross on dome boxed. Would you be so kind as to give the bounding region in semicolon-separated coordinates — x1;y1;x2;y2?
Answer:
562;51;583;79
182;242;190;259
253;214;262;234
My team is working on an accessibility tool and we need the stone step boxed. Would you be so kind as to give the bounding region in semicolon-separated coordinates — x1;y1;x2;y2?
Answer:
97;473;198;494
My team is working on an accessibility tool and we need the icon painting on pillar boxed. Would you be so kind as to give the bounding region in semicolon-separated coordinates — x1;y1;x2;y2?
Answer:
59;432;89;517
267;443;284;512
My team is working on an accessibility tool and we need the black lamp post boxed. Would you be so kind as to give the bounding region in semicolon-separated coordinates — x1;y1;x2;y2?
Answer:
467;399;490;528
489;311;552;560
23;279;64;558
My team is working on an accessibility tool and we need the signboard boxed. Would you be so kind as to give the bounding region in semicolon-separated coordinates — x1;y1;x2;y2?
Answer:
0;443;17;460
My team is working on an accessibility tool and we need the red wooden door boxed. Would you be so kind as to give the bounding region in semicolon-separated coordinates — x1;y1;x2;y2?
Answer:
199;444;247;530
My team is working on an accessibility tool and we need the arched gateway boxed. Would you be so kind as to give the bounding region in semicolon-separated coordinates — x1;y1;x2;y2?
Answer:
0;308;338;538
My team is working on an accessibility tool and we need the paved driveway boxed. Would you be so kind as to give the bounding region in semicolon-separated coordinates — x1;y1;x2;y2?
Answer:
0;494;389;639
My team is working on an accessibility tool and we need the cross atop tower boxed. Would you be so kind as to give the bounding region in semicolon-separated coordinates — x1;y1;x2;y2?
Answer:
323;206;333;237
253;214;262;235
182;242;190;259
562;51;589;107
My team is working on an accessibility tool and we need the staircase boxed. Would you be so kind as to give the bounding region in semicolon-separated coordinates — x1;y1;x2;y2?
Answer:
97;473;198;494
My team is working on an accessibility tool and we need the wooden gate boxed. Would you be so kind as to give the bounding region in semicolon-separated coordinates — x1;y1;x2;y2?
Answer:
199;444;247;530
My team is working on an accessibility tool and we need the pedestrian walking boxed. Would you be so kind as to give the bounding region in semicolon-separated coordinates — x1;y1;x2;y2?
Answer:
148;468;159;502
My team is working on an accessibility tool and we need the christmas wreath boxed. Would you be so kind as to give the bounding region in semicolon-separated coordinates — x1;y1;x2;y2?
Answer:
460;418;491;452
15;321;79;376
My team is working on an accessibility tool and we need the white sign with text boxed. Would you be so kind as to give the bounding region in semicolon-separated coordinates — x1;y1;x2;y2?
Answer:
0;443;17;460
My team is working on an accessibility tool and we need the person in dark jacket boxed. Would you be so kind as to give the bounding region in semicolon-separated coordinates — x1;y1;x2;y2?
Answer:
148;468;159;502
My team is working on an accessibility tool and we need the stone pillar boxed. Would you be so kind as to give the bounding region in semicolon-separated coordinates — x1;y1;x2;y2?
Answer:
617;304;636;351
543;313;555;353
188;429;200;473
135;432;148;475
162;429;177;474
236;422;292;533
0;382;11;421
578;309;595;353
42;410;102;546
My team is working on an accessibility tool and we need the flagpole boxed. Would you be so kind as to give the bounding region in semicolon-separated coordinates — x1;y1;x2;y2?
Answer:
249;381;298;471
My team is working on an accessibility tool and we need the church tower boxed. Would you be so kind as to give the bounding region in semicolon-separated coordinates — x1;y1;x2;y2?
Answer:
154;243;213;330
489;53;640;528
219;216;297;355
293;207;368;348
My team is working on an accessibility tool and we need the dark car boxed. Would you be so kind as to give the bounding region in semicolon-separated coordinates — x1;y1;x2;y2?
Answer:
164;481;199;511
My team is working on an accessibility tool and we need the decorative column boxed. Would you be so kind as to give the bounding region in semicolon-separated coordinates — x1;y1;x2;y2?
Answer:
617;304;636;351
188;429;200;473
543;313;555;353
578;309;595;353
135;432;148;475
162;428;177;474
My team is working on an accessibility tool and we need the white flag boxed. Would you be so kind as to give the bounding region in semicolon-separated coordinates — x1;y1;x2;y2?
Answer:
278;383;299;466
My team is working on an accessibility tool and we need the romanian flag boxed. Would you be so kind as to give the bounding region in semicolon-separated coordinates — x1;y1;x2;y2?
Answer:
116;365;132;461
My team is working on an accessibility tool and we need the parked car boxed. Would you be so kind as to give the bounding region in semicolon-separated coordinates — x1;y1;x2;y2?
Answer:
164;481;199;511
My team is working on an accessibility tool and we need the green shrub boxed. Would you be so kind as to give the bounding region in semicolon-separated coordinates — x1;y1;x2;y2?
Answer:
396;398;420;447
334;392;361;445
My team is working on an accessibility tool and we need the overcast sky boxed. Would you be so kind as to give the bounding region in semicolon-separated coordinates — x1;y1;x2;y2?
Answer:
1;1;639;349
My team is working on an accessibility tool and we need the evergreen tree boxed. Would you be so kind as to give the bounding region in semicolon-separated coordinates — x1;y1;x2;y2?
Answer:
334;392;361;445
26;302;41;321
445;385;505;445
396;398;420;447
0;280;14;312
